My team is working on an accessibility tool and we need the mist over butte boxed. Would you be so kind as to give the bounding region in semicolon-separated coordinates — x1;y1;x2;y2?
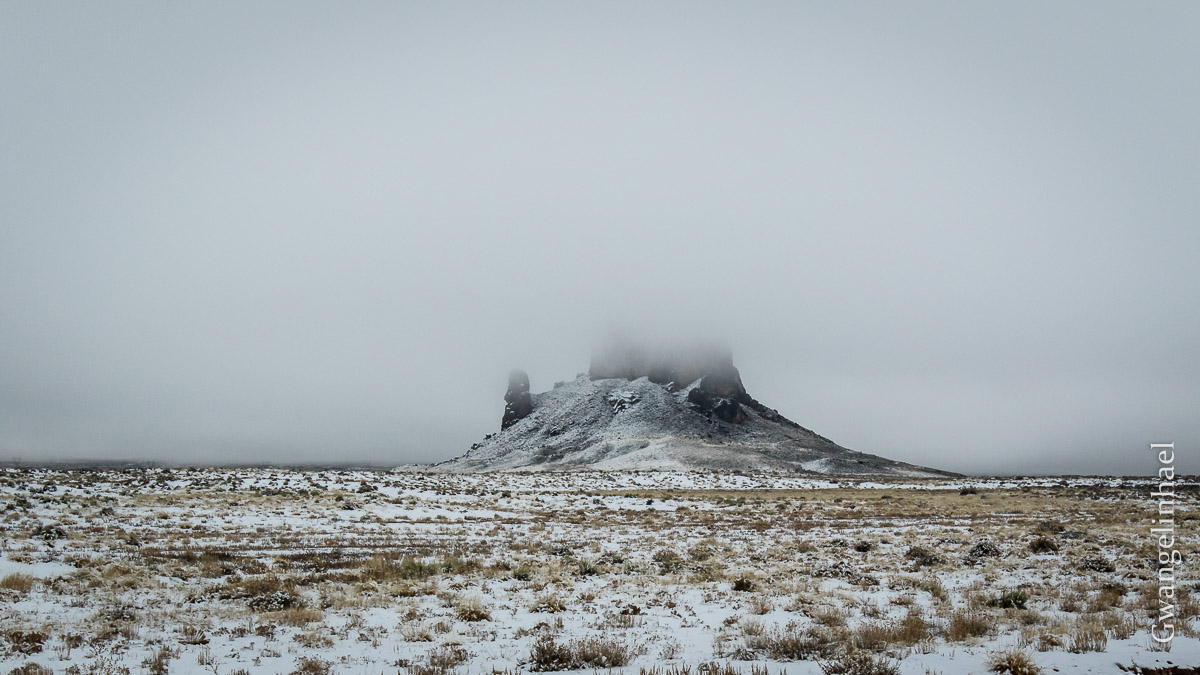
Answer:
436;340;956;476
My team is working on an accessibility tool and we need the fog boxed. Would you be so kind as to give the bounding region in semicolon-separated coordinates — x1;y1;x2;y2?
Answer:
2;3;1197;474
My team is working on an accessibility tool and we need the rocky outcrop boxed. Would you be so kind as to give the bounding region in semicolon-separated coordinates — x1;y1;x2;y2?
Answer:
501;369;533;430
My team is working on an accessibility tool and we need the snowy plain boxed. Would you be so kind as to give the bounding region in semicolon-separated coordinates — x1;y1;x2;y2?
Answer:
0;468;1194;674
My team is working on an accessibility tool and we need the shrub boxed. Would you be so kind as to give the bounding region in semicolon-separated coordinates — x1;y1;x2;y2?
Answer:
1035;633;1062;651
178;624;209;645
276;608;324;626
438;555;479;575
454;596;491;622
905;547;943;567
359;555;440;582
0;574;34;594
915;577;949;602
947;610;992;641
141;645;174;675
653;549;686;574
530;636;575;671
1078;557;1115;573
989;590;1030;610
571;637;634;667
426;646;469;670
746;621;839;660
965;540;1001;564
747;595;772;615
248;590;303;612
530;593;567;613
3;631;47;656
290;656;332;675
8;664;53;675
1068;622;1107;653
529;635;633;670
400;624;433;642
1033;521;1065;535
1029;537;1059;554
32;524;66;542
820;651;900;675
853;609;929;651
988;647;1040;675
293;629;334;649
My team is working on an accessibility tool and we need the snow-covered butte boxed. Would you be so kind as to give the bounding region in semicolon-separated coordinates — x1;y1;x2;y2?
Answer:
436;365;955;476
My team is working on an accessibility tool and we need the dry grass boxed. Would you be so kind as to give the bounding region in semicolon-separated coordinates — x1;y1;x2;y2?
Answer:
988;647;1040;675
1068;621;1108;653
530;635;635;670
453;596;491;622
947;610;994;642
0;468;1178;673
0;573;35;595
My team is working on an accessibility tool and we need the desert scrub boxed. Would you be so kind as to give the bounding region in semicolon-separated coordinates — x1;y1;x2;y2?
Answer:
947;609;993;642
819;651;900;675
1067;620;1107;653
530;635;635;670
988;590;1030;610
987;647;1040;675
275;607;325;626
857;608;930;650
745;621;840;660
746;594;772;615
3;630;48;657
965;540;1002;565
248;590;304;612
530;593;567;613
141;645;176;675
454;596;491;622
810;605;849;628
1077;556;1115;573
731;576;756;592
8;664;53;675
425;645;470;670
0;573;35;595
904;546;943;568
1028;537;1059;554
653;549;686;574
290;656;333;675
359;554;434;581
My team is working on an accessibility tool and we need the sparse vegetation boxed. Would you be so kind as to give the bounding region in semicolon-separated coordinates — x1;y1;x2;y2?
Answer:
530;635;634;670
988;647;1040;675
0;469;1178;673
0;574;34;595
820;651;900;675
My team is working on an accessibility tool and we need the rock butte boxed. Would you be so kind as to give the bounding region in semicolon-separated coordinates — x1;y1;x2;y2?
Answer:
436;342;956;476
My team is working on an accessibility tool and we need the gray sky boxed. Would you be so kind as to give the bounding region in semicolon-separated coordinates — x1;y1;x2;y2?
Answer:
2;2;1197;475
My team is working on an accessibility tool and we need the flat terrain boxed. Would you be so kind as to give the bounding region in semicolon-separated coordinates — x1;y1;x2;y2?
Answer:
0;468;1195;674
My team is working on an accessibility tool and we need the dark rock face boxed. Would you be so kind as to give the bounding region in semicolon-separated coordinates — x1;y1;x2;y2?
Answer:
501;369;533;430
687;386;746;424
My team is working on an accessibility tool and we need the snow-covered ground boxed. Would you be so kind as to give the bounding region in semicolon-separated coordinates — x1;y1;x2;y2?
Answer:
0;468;1194;673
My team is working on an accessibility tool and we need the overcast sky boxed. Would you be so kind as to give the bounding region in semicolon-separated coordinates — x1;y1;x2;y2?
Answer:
2;2;1197;475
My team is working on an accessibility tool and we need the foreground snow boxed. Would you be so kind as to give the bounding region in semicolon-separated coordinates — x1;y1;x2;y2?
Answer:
0;468;1194;673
